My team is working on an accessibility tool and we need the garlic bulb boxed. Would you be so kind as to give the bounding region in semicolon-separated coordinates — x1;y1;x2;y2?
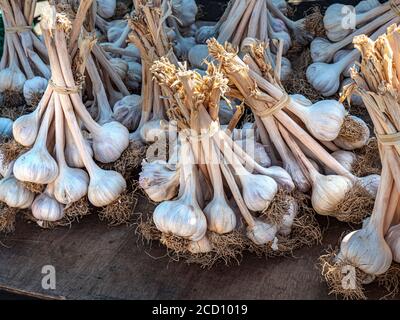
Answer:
0;66;26;93
341;78;364;106
174;35;196;61
121;44;141;63
196;23;218;44
127;61;142;83
310;37;336;63
53;167;89;205
234;139;271;168
287;95;346;141
13;109;41;147
325;150;356;175
13;101;58;184
188;236;213;254
247;220;278;245
240;173;277;212
97;0;116;19
203;196;237;234
31;185;65;222
358;174;380;198
88;168;126;207
386;224;400;263
109;58;128;80
340;223;392;275
139;120;165;144
113;95;142;132
139;160;180;202
0;176;35;209
324;4;356;42
311;173;353;215
23;77;48;106
92;121;130;163
188;44;212;70
153;140;207;241
107;22;127;43
65;128;93;169
280;57;292;81
0;117;13;137
171;0;198;27
334;116;370;150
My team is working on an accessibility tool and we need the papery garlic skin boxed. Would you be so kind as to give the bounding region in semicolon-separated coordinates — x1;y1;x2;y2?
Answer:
386;225;400;263
358;174;380;198
0;66;26;93
113;95;142;132
13;111;40;147
340;226;393;275
241;174;277;212
280;57;292;81
139;160;180;202
203;198;237;234
356;0;380;13
88;169;126;207
325;150;356;175
92;122;129;163
127;61;142;83
247;220;278;245
23;77;48;106
65;135;93;169
13;148;59;184
310;37;334;63
306;62;341;97
53;167;89;205
0;176;35;208
311;174;353;215
0;117;13;137
97;0;116;19
32;192;64;222
188;236;213;253
195;24;217;44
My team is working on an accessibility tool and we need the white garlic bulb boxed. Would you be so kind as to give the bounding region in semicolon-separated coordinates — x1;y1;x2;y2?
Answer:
288;95;346;141
53;167;89;205
127;61;142;83
88;168;126;207
196;24;218;44
234;139;271;168
65;129;93;168
174;36;197;61
0;176;35;209
122;44;141;63
247;220;278;245
171;0;198;27
139;160;180;202
109;58;128;80
280;57;292;81
311;173;353;215
310;37;335;63
92;121;129;163
0;66;26;93
188;236;213;254
325;150;356;175
32;187;65;222
0;117;13;137
13;109;41;147
23;77;48;106
386;224;400;263
334;116;370;150
340;223;393;275
188;44;212;70
139;120;166;144
113;95;142;132
241;174;278;212
355;0;380;13
97;0;116;19
358;174;380;198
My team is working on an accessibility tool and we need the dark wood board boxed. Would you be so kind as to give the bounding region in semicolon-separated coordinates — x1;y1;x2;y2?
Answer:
0;198;395;300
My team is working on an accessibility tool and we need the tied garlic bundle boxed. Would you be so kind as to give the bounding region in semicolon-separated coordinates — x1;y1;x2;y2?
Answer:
0;0;49;107
321;24;400;300
190;0;295;81
126;0;177;144
207;38;379;224
0;8;129;229
137;57;320;267
307;2;400;96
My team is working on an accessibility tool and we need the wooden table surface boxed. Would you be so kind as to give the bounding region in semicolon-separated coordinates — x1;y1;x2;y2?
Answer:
0;198;394;300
